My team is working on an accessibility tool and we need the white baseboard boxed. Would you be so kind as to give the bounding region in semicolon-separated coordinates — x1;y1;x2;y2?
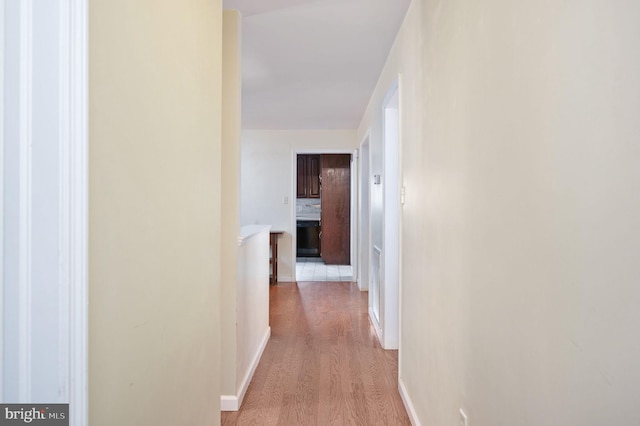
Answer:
357;275;369;291
278;275;293;282
220;327;271;411
236;327;271;408
399;378;421;426
220;395;237;412
369;310;383;347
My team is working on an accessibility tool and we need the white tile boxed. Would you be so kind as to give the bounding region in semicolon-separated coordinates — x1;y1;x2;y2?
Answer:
295;259;357;282
314;272;328;281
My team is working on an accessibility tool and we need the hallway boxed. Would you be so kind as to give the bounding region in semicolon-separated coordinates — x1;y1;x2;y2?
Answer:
221;282;410;425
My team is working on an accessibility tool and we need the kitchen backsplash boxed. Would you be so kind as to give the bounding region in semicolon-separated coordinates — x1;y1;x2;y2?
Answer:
296;198;321;219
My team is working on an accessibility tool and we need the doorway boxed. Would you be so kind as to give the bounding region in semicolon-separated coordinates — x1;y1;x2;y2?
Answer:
294;152;355;282
368;80;401;349
358;137;371;291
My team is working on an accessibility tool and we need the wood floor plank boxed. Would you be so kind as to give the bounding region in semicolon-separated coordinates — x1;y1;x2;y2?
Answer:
221;282;411;425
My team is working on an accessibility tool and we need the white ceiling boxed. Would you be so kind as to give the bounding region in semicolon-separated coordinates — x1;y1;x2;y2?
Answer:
223;0;411;129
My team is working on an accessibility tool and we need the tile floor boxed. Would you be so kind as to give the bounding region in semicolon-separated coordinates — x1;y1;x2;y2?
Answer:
296;257;354;282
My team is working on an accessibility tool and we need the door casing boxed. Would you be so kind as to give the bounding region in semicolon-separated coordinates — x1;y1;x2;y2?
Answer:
1;0;88;421
291;148;358;281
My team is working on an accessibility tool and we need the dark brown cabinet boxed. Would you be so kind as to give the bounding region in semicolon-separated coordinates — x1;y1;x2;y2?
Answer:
296;155;320;198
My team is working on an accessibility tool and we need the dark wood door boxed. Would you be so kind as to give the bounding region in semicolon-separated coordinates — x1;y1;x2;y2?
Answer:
320;154;351;265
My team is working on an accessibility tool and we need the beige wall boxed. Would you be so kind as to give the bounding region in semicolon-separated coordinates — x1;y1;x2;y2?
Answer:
221;9;242;398
360;0;640;424
89;1;223;425
240;130;358;281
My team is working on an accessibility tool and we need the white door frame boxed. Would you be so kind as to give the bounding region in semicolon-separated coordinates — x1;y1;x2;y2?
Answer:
290;149;358;282
358;132;371;292
1;1;88;422
0;0;5;402
67;1;89;423
374;76;401;350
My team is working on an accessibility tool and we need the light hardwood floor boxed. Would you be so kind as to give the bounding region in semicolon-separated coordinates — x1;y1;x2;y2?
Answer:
221;281;411;426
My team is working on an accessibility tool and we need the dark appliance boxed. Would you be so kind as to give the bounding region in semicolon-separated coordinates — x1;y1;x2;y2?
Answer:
296;220;320;257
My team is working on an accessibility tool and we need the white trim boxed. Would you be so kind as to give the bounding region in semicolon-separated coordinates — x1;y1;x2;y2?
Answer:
371;244;382;329
18;0;33;402
219;395;238;412
350;149;358;280
0;0;6;402
289;150;297;282
381;77;400;350
58;0;71;403
293;148;355;155
68;0;89;423
237;327;270;408
358;130;371;291
370;243;383;345
289;150;297;281
277;274;293;283
396;73;405;369
369;309;383;346
220;327;271;411
399;379;421;426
